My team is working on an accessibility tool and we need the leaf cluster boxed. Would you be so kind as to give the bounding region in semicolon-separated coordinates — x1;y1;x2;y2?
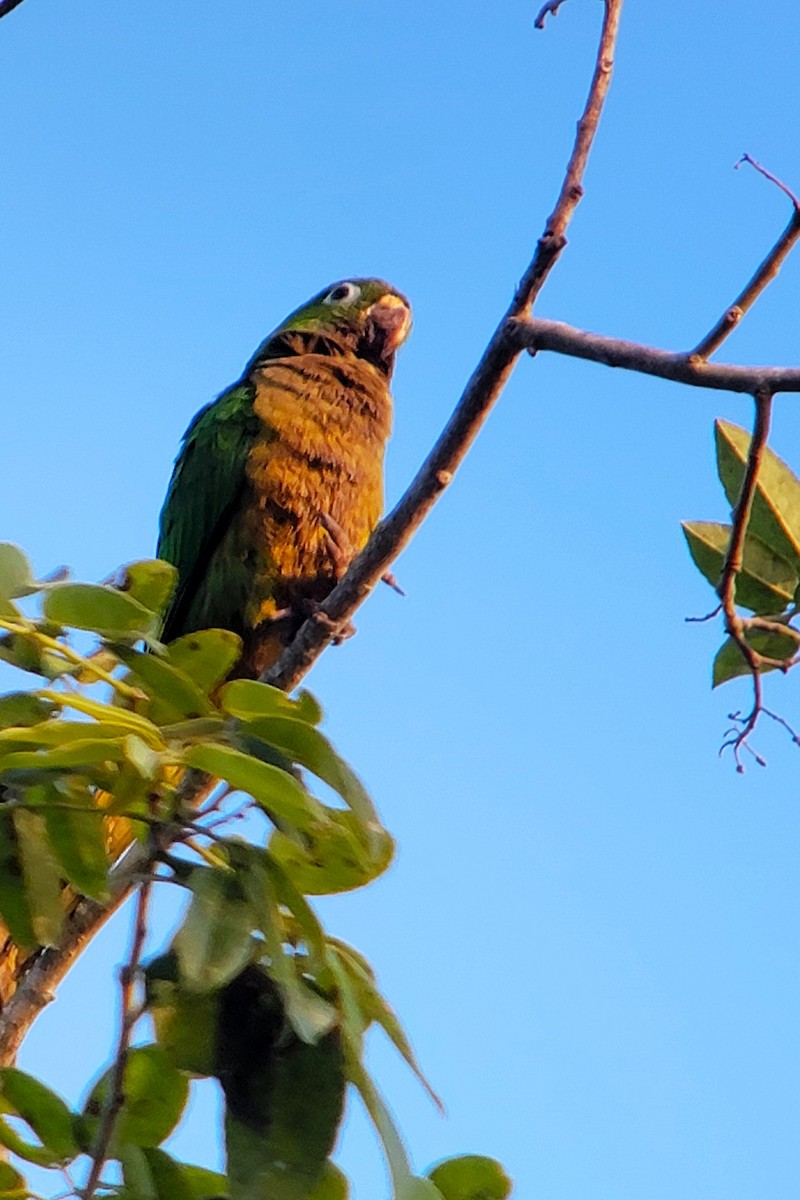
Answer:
0;549;510;1200
683;421;800;686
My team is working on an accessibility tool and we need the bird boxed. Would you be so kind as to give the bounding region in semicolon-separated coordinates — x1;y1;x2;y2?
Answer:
157;277;412;676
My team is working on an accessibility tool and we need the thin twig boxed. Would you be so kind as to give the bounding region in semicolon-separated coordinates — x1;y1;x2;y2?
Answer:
534;0;570;29
263;0;624;692
511;316;800;393
83;865;153;1200
693;157;800;359
0;0;28;20
717;389;773;771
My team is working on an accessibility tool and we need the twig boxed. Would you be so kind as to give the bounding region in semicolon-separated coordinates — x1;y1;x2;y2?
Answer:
511;316;800;393
83;864;153;1200
534;0;570;29
263;0;624;693
693;157;800;358
0;0;28;21
717;389;773;771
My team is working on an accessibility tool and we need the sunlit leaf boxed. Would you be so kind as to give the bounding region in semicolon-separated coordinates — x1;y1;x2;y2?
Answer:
716;420;800;566
269;811;394;895
115;646;215;724
427;1156;512;1200
712;628;799;687
165;631;242;695
0;545;37;600
44;583;159;641
0;1160;26;1196
145;953;219;1076
219;679;318;724
142;1148;197;1200
681;521;797;613
185;744;328;834
306;1163;349;1200
118;561;179;618
181;1163;230;1199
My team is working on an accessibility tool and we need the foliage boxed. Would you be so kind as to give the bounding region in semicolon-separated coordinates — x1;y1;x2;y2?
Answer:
0;547;510;1200
683;420;800;687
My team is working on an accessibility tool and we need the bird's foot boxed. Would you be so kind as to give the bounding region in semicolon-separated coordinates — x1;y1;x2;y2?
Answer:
319;513;353;580
301;599;356;646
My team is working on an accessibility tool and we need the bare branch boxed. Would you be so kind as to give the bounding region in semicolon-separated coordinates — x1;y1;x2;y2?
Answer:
534;0;570;29
693;158;800;359
0;0;28;21
512;316;800;393
264;1;624;693
83;869;153;1200
717;390;773;772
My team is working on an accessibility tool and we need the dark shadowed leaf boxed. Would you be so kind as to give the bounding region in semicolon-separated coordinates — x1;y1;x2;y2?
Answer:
224;1031;345;1200
0;1068;78;1166
83;1045;189;1150
681;521;797;613
185;744;328;833
0;810;35;949
716;420;800;566
43;786;110;901
142;1148;197;1200
13;810;62;945
427;1156;512;1200
0;693;55;729
0;1160;25;1195
174;867;254;992
712;628;798;687
44;583;159;641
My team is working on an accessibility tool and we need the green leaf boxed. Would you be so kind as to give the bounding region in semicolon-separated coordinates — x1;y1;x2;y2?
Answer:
306;1164;349;1200
42;786;110;901
716;420;800;566
145;953;219;1076
219;679;318;724
0;1068;78;1166
0;693;55;729
0;738;128;773
427;1156;512;1200
230;846;336;1044
185;744;328;834
142;1148;197;1200
0;720;133;752
0;1161;26;1196
13;809;63;946
82;1045;189;1150
44;691;164;744
181;1164;230;1200
0;810;35;949
712;628;799;687
346;1056;414;1199
681;521;797;613
224;1031;345;1200
120;1143;159;1200
0;545;37;600
174;867;255;992
238;717;381;831
118;561;179;618
44;583;159;641
165;631;242;695
115;646;215;724
397;1181;443;1200
268;811;394;895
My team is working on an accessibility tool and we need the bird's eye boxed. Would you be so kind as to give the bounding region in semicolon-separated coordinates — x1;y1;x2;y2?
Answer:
323;282;361;306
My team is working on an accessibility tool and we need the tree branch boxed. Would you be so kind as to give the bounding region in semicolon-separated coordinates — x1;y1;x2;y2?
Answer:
83;867;153;1200
511;316;800;393
0;0;28;21
693;157;800;359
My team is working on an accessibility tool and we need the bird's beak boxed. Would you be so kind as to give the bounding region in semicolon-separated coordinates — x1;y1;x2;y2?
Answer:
367;293;412;352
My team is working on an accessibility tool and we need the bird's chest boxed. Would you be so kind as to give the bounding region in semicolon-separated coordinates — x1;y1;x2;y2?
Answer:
240;355;392;604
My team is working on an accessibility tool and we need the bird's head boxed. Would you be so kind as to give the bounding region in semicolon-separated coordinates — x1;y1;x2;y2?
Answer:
247;278;412;378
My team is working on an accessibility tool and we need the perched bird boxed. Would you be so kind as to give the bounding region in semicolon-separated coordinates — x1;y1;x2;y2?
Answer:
157;278;412;676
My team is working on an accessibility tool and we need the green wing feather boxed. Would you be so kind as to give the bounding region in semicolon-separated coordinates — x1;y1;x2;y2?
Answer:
157;384;260;642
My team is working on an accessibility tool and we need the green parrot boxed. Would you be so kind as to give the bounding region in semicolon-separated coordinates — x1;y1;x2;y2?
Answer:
157;278;412;677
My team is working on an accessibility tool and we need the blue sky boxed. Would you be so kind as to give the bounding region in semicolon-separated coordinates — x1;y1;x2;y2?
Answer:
3;1;800;1197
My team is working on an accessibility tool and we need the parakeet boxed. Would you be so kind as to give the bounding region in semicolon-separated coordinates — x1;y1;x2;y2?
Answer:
157;278;411;677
